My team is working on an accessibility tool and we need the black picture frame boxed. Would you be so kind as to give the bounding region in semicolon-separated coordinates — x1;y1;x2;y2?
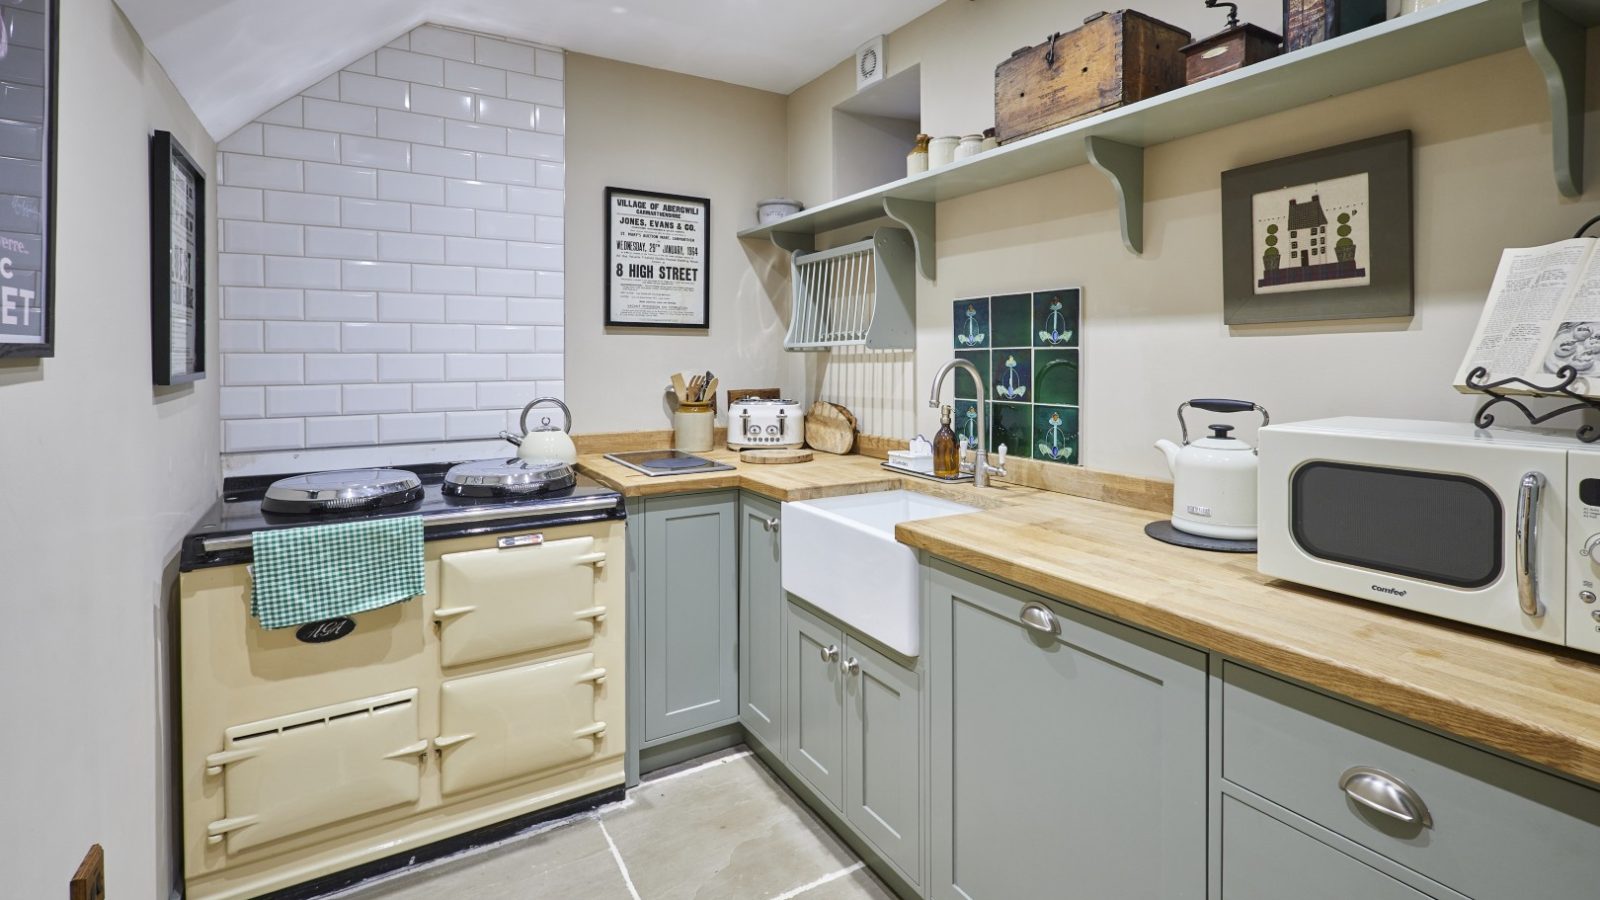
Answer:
0;0;59;359
150;130;207;385
1221;131;1413;325
604;186;711;329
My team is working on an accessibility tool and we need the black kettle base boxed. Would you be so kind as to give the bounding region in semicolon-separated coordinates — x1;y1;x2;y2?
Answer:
1144;520;1257;553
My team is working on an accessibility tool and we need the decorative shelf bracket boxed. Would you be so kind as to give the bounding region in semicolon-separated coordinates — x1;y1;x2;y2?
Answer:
768;231;815;255
1523;0;1586;198
1085;136;1144;256
881;197;936;280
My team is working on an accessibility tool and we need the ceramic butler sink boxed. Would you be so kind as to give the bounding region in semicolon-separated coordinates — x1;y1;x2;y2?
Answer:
781;490;977;656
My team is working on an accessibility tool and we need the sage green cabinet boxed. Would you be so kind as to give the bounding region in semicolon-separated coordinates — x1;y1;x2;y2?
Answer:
842;635;922;887
640;491;739;743
739;493;784;752
926;559;1207;900
784;599;846;810
1221;797;1433;900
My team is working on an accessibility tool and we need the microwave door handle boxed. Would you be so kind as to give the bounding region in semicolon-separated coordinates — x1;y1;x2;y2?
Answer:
1516;471;1545;618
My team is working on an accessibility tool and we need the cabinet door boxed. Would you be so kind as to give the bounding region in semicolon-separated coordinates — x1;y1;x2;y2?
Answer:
928;560;1208;900
1222;797;1434;900
642;492;739;742
843;637;922;887
784;599;846;811
739;493;784;751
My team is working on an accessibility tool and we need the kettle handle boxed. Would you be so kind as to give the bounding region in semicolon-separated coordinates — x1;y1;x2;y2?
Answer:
520;397;573;434
1177;399;1269;445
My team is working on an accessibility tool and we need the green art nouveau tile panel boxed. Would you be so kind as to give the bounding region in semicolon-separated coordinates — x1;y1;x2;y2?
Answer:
954;288;1082;465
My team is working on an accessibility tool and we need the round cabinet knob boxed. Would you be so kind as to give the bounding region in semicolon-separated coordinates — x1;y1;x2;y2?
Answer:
843;657;861;676
820;644;839;663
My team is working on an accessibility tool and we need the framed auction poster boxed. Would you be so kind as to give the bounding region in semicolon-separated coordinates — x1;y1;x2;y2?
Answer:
150;131;207;385
605;187;710;329
0;0;58;358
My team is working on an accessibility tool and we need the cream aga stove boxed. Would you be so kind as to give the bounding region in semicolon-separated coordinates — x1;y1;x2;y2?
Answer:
177;462;626;900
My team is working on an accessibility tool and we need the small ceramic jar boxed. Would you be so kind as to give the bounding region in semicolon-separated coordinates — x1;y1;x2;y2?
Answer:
980;128;999;153
907;133;929;177
673;405;714;452
928;135;959;169
954;134;983;161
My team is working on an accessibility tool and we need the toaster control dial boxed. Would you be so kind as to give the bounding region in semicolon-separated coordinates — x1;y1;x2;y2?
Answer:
1584;533;1600;560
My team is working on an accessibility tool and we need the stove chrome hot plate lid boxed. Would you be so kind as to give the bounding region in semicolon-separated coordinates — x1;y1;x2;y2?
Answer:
442;457;578;498
261;468;424;514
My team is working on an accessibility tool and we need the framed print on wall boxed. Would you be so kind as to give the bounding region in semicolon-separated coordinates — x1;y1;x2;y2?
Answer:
605;187;710;329
0;0;58;359
1221;131;1412;325
150;130;207;385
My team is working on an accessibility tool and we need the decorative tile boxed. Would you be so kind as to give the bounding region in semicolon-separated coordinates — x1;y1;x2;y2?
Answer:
953;297;988;348
953;287;1083;467
954;350;987;401
1034;288;1079;347
990;293;1032;347
954;400;981;449
989;403;1031;457
1033;406;1078;463
1034;349;1079;407
991;351;1031;402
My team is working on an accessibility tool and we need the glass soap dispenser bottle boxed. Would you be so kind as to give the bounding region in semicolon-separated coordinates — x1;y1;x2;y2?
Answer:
933;404;959;479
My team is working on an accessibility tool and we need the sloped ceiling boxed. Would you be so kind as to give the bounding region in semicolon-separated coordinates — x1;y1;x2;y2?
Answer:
115;0;946;139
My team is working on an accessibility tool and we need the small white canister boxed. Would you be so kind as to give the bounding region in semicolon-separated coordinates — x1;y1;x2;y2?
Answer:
954;134;983;161
907;133;930;177
928;135;959;169
757;198;803;225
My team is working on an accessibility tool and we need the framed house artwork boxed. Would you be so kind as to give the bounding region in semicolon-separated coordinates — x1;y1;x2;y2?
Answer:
0;0;58;359
150;130;207;385
1221;131;1412;325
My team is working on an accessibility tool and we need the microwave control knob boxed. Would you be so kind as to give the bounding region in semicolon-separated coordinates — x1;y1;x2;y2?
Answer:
1583;534;1600;559
1583;591;1597;604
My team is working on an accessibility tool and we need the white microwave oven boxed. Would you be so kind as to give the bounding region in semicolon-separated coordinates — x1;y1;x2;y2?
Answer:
1258;417;1600;654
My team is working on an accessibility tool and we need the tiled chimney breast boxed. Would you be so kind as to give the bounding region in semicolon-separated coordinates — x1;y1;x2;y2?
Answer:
216;25;565;455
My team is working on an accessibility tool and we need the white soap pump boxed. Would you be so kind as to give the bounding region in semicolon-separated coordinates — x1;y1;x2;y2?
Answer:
1154;399;1269;541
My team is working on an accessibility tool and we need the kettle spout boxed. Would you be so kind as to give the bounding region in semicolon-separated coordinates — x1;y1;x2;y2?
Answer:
1154;438;1181;475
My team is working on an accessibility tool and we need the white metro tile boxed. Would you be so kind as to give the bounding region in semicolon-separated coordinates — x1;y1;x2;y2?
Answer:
476;210;536;241
413;381;476;411
219;124;263;155
409;25;475;62
259;97;303;126
304;74;341;101
340;71;409;110
507;353;562;380
536;216;563;244
266;385;342;417
536;271;564;298
445;59;506;96
386;33;410;50
507;297;562;325
225;220;304;255
379;232;445;264
219;320;263;352
475;324;538;352
305;162;377;198
378;353;445;381
219;253;264;287
534;106;564;135
304;98;377;137
378;170;444;205
341;321;411;351
306;290;378;321
412;265;475;294
341;135;411;172
377;108;445;147
411;323;475;353
341;198;412;232
474;36;537;74
224;286;303;320
345;53;376;75
342;260;412;292
475;95;537;130
217;186;263;220
446;410;506;439
222;153;303;191
344;383;412;414
535;380;564;402
379;292;445;322
444;294;506;323
445;353;505;381
224;353;304;385
375;48;444;86
476;380;539;408
412;205;477;236
263;125;340;163
411;145;475;179
220;385;264;418
445;179;506;211
444;120;506;154
264;255;340;290
506;241;562;270
306;415;378;448
410;84;475;121
507;187;562;217
264;320;341;352
379;412;446;443
305;353;377;384
536;326;563;351
444;236;506;268
475;153;537;186
506;73;562;107
535;161;564;190
506;130;562;162
263;191;340;226
476;268;537;296
305;227;378;260
225;418;305;452
535;49;563;80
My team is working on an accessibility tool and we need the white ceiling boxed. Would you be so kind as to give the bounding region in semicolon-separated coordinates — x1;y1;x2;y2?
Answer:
115;0;948;140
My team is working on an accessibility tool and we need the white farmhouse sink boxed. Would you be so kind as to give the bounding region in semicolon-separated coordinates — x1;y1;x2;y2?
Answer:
782;490;977;656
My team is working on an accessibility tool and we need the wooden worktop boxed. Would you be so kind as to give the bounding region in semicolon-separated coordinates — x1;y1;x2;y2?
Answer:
576;450;1600;786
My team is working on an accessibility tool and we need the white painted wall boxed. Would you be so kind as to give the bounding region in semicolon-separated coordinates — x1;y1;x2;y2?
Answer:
0;1;219;897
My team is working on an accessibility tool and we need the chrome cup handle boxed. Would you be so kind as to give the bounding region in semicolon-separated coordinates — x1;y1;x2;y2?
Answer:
1019;602;1060;636
1339;767;1432;829
1516;471;1545;618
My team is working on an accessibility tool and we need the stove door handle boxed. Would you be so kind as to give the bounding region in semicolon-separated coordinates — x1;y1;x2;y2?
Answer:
574;605;608;623
433;605;476;621
576;551;607;567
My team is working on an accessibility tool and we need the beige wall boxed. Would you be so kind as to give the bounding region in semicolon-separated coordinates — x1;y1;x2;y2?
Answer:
786;0;1600;479
565;53;804;433
0;2;219;897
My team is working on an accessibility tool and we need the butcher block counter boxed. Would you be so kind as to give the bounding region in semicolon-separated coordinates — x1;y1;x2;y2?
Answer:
575;449;1600;786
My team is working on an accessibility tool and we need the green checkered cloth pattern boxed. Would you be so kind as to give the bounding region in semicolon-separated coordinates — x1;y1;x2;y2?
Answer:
250;516;426;629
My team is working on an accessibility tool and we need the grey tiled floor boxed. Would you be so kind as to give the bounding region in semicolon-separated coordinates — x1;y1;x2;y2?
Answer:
337;749;897;900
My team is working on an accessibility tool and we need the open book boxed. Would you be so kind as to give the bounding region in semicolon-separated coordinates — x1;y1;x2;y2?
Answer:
1455;237;1600;398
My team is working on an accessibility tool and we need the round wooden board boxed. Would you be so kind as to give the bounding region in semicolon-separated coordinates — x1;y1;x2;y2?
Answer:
739;448;814;465
805;401;857;455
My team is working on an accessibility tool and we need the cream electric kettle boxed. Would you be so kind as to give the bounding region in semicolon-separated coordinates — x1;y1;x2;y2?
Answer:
501;397;578;464
1154;399;1270;541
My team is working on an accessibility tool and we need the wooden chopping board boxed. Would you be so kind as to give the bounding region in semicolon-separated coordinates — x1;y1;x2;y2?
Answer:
739;448;814;465
805;402;857;454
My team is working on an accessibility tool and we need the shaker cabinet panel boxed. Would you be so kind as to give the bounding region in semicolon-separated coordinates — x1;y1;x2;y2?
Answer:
739;493;785;752
436;535;607;668
642;492;739;743
928;560;1207;900
785;599;847;811
843;636;922;886
1221;797;1433;900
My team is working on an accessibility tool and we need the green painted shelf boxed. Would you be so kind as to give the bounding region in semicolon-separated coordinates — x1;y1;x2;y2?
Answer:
739;0;1599;273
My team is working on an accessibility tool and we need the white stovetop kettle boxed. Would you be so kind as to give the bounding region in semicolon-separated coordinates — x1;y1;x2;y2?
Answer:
1155;399;1270;541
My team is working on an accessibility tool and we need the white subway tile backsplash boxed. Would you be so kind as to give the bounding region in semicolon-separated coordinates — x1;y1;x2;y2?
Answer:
378;170;445;205
507;353;562;380
476;268;537;297
474;36;537;74
379;292;445;322
414;381;477;411
379;232;445;264
475;95;537;130
446;409;506;439
379;353;445;381
508;297;562;325
411;204;476;236
304;98;377;136
477;210;537;241
411;145;475;179
446;59;506;96
220;253;265;287
225;418;305;452
536;271;564;299
341;135;412;171
305;162;378;198
412;323;476;352
506;186;562;217
506;73;562;107
225;220;304;255
259;97;303;126
220;386;264;419
342;260;412;292
379;412;446;443
536;326;563;352
265;320;341;352
475;153;537;186
342;321;411;351
411;84;475;121
476;380;539;409
306;290;378;321
347;53;377;75
386;33;411;50
218;186;264;220
376;48;445;87
445;179;506;211
413;264;476;294
475;325;538;352
263;190;340;226
536;49;563;80
219;124;263;155
506;130;562;162
340;71;409;110
445;120;507;154
535;216;563;244
446;353;506;381
506;241;562;270
306;226;378;260
223;153;303;191
305;74;341;101
263;125;340;162
265;255;341;289
536;380;565;402
220;320;264;352
306;415;378;448
306;352;377;383
535;106;564;135
410;25;475;62
445;294;506;323
344;383;412;414
266;385;342;417
341;198;412;232
535;161;564;190
225;353;304;385
445;237;506;268
378;108;445;147
225;286;304;320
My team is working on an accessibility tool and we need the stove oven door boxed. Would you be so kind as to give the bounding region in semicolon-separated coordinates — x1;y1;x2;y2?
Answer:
204;689;426;854
435;536;608;668
435;652;608;796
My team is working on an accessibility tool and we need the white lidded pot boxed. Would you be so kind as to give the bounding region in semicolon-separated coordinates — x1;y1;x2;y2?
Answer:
1154;399;1269;541
501;397;578;464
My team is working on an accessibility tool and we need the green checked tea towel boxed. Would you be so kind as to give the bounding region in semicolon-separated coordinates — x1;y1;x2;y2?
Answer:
250;516;426;629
